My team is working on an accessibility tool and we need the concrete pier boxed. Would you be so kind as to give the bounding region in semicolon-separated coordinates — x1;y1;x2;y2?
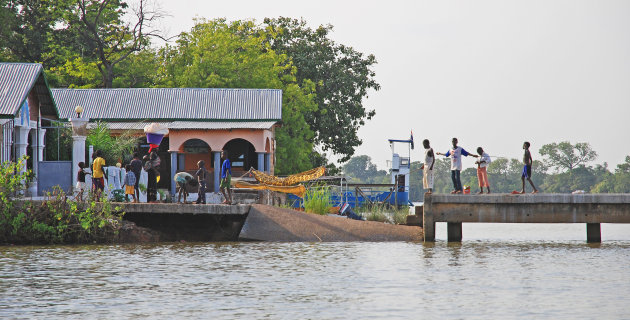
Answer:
122;203;250;241
423;193;630;242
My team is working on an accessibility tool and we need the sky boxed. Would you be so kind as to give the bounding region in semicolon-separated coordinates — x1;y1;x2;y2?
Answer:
152;0;630;171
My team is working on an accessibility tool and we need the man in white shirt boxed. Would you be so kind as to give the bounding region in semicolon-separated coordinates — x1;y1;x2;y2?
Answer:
475;147;492;194
437;138;478;194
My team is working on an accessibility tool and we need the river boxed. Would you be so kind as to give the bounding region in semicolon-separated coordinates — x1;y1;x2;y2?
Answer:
1;223;629;319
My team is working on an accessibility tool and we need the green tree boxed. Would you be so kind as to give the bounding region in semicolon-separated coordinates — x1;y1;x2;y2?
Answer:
0;0;72;64
264;17;380;162
158;19;317;174
539;141;598;172
62;0;166;88
592;156;630;193
342;155;388;183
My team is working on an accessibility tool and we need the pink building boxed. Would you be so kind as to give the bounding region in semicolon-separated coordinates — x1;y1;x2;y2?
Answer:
52;88;281;195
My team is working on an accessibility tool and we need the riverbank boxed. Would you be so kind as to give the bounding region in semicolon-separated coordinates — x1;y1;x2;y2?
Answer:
2;201;423;244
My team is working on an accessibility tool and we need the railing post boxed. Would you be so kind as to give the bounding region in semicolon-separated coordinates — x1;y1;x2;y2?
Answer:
423;193;435;242
586;223;601;243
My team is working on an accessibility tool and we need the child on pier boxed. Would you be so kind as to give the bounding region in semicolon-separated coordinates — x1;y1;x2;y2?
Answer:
436;138;478;194
475;147;491;194
124;164;137;202
174;171;196;204
195;160;207;204
520;142;539;194
420;139;435;194
76;162;89;201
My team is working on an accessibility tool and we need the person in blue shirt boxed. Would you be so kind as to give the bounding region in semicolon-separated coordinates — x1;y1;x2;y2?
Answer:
220;150;233;204
436;137;478;194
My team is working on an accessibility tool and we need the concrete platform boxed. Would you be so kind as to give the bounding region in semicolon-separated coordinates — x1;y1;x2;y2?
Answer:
121;203;250;215
423;193;630;242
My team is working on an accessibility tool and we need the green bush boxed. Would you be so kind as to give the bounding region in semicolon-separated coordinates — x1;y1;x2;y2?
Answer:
0;157;125;244
303;185;332;215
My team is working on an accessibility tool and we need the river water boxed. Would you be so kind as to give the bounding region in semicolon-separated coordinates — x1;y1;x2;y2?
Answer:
1;223;629;319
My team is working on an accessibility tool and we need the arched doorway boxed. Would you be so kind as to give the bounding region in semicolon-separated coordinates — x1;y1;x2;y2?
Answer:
180;138;212;172
223;138;256;175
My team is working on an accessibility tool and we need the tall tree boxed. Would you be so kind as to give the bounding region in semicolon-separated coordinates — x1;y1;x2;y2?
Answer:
158;19;317;174
0;0;73;64
539;141;598;172
64;0;166;88
264;17;380;162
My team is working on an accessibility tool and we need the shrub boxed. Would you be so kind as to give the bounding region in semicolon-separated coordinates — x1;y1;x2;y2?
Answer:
0;157;125;244
303;185;332;215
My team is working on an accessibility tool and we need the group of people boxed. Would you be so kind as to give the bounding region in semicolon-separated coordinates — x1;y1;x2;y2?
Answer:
420;138;539;195
75;149;235;204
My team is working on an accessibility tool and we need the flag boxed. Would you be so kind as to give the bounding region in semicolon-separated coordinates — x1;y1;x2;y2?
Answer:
410;130;414;150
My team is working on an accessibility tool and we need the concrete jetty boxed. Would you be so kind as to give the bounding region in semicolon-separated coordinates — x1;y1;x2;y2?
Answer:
423;193;630;242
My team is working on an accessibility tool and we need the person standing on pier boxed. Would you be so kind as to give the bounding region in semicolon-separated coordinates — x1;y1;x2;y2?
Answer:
520;141;539;194
475;147;491;194
195;160;207;204
436;138;478;194
420;139;435;194
220;150;233;204
130;152;143;202
144;151;161;202
91;150;106;200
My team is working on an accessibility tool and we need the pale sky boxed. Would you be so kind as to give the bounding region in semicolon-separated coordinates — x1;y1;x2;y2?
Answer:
153;0;630;171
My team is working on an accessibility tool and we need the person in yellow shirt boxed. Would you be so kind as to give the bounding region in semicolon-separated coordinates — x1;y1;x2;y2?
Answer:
92;150;106;199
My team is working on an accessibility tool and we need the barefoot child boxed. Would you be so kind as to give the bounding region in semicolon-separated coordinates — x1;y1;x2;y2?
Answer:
475;147;491;194
195;160;207;204
420;139;435;194
174;171;196;204
436;138;478;194
520;141;539;194
220;150;233;204
123;164;137;202
76;162;90;201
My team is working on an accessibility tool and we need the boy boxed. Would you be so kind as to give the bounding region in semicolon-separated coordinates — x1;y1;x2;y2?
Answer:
436;138;478;194
220;150;233;204
520;141;539;194
420;139;435;194
174;171;196;204
475;147;491;194
76;162;90;201
91;150;106;200
195;160;207;204
123;164;137;202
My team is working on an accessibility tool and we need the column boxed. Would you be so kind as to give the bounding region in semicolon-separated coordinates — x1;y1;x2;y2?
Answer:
213;151;221;193
257;152;265;173
14;125;30;173
264;153;270;173
71;136;86;190
586;223;601;243
170;151;178;197
447;222;463;242
36;128;46;160
423;193;436;242
70;118;89;191
28;128;40;196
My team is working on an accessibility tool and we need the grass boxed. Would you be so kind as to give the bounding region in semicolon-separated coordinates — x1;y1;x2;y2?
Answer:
303;185;332;215
355;203;410;224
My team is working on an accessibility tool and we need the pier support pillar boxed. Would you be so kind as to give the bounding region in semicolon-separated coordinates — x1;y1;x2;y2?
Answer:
423;193;435;242
586;223;601;243
447;222;462;242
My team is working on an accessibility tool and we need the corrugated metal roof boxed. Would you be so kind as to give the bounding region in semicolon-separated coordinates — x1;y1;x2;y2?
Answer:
52;88;282;121
87;121;277;130
0;63;42;116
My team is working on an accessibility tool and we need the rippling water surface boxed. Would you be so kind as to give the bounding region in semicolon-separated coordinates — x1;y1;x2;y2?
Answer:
1;224;629;319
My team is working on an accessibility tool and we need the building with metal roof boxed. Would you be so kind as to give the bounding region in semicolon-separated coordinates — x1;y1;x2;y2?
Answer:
0;62;59;196
52;87;283;196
